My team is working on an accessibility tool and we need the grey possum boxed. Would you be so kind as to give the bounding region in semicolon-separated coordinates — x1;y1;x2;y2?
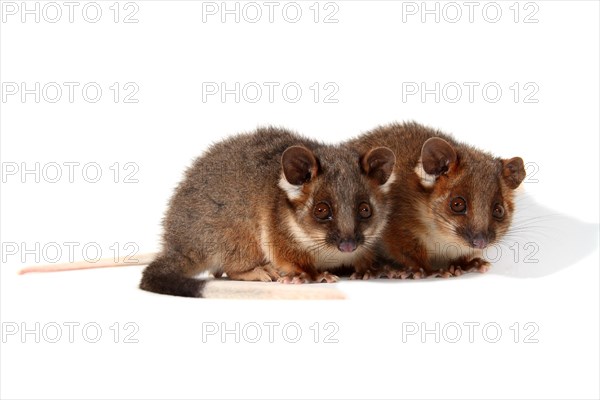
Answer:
20;127;396;299
347;121;526;278
140;127;395;296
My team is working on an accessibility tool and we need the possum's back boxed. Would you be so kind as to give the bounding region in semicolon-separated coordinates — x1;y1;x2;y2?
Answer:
162;127;317;243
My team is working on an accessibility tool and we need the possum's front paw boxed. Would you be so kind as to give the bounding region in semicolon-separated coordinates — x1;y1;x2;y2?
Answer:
278;271;339;284
228;265;281;282
350;267;383;280
316;271;340;283
350;271;373;280
383;265;418;280
473;259;491;273
459;257;490;274
278;272;311;284
440;257;490;277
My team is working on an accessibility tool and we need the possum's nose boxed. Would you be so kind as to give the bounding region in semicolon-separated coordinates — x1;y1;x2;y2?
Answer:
471;234;489;249
338;240;357;253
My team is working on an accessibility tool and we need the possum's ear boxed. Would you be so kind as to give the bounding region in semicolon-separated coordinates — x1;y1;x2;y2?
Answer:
281;146;319;186
502;157;525;189
421;137;457;176
361;147;396;186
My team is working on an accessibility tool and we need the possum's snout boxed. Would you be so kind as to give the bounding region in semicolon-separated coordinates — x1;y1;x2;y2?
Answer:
464;230;495;250
338;240;357;253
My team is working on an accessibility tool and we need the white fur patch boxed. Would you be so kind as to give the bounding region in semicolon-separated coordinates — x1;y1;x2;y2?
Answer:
414;160;436;188
259;216;274;263
278;174;303;201
380;171;396;194
285;212;321;250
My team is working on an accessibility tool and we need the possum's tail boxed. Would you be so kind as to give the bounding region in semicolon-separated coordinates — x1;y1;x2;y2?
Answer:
139;259;345;300
17;253;158;275
19;254;346;300
139;272;345;300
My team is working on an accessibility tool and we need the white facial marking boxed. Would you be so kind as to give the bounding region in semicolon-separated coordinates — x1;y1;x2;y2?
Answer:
414;160;436;188
285;212;321;250
416;200;483;268
278;174;303;201
284;213;364;270
380;171;396;194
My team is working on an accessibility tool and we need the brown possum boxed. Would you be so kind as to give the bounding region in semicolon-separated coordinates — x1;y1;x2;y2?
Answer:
347;122;525;278
20;127;396;298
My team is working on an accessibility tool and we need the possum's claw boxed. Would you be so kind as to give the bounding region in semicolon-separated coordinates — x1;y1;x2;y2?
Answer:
412;268;426;279
317;271;340;283
380;265;412;279
350;268;382;280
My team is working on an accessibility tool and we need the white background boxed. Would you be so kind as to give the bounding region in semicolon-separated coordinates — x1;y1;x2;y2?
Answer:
1;1;599;399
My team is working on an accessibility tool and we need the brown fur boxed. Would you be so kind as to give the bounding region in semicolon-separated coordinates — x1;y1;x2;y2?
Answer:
140;127;395;297
347;121;526;276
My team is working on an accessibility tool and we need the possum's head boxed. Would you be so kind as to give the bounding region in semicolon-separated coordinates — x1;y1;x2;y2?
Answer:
415;137;526;250
278;145;395;265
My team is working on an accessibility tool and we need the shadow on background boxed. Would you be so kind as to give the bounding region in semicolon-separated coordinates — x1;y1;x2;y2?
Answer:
489;192;599;278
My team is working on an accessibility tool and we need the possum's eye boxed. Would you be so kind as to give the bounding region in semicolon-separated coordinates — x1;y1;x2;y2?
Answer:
450;197;467;214
313;202;332;220
493;203;505;220
358;202;372;219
